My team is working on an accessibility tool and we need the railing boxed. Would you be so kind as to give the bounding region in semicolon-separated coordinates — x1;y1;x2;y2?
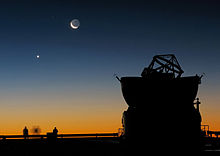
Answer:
0;133;119;140
201;125;209;132
207;131;220;138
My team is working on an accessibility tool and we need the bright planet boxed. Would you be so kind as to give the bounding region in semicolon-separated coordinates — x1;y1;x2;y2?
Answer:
70;19;80;29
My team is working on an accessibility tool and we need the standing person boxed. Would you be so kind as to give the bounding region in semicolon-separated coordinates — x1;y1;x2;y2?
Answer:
23;126;29;139
53;127;58;136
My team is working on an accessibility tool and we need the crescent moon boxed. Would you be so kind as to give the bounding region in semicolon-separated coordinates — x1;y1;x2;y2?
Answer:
70;22;78;29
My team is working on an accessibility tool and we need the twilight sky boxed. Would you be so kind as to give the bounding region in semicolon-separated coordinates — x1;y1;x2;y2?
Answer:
0;0;220;134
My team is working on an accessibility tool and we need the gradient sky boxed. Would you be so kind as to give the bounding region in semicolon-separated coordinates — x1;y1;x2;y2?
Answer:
0;0;220;134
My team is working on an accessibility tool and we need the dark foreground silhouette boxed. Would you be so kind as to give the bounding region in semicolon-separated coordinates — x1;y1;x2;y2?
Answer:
0;137;122;156
118;54;202;153
0;135;219;156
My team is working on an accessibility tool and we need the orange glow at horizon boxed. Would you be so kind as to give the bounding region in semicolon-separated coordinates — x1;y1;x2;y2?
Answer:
0;82;220;135
199;86;220;131
0;91;127;135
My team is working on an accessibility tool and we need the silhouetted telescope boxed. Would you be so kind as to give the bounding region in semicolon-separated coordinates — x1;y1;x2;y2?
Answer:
118;54;203;153
117;54;201;107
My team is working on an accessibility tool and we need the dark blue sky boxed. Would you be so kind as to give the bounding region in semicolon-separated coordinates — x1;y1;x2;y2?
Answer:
0;0;220;132
0;0;219;94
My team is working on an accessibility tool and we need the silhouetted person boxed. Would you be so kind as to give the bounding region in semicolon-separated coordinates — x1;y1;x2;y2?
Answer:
23;126;28;139
53;127;58;136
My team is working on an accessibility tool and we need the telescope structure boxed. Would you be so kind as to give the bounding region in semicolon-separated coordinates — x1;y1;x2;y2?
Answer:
118;54;202;153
